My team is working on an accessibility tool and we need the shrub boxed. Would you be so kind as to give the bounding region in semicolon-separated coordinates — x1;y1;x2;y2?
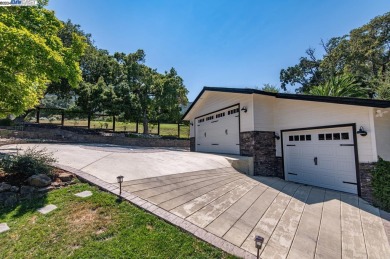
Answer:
372;157;390;211
0;118;13;126
0;147;57;177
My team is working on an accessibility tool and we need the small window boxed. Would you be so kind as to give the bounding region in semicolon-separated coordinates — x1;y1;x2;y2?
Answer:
319;134;325;140
333;133;341;140
306;135;311;141
294;135;299;141
341;132;349;140
289;136;294;141
326;133;332;140
300;135;305;141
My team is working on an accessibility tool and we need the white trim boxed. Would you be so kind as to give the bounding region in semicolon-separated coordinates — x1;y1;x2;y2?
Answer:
369;107;378;162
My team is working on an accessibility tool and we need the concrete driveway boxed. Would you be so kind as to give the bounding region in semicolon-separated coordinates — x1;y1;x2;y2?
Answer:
1;143;389;258
0;143;236;183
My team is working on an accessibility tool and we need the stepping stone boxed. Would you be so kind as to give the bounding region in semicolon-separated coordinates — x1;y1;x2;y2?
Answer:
0;223;10;234
75;191;92;198
37;204;57;214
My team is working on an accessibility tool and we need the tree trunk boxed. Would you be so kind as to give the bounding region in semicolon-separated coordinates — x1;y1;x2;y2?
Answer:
142;110;148;134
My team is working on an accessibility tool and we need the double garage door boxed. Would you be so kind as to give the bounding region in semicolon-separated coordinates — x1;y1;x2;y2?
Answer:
195;106;240;155
283;126;358;194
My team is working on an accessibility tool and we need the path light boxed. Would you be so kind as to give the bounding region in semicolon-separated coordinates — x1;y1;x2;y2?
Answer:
117;175;124;195
357;126;367;137
255;235;264;259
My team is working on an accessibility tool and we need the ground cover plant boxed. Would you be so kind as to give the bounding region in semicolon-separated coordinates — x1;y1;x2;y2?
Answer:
0;182;235;259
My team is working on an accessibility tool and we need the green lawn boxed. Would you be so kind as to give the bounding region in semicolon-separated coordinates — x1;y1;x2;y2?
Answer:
0;183;234;259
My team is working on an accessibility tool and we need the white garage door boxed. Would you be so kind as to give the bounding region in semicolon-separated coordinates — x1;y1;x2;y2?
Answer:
195;106;240;155
283;126;358;194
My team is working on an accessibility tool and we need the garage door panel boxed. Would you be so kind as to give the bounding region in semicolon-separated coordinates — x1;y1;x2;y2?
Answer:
283;126;357;194
195;106;239;155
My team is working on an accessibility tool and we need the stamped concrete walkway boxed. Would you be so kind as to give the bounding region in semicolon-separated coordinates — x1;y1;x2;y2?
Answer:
56;164;390;259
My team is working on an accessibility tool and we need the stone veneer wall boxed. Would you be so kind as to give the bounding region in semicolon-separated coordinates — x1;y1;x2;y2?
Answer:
190;137;195;152
359;162;376;203
240;131;281;177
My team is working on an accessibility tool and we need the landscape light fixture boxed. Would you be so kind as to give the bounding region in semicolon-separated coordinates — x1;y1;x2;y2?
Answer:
254;235;264;259
117;175;124;195
274;133;280;140
241;106;248;113
356;126;367;137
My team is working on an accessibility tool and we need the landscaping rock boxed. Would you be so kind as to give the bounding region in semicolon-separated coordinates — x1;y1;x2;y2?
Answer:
58;173;73;182
0;192;18;207
20;185;36;199
0;183;12;192
37;204;57;214
27;174;51;187
0;223;10;234
51;182;61;187
75;191;92;198
37;186;55;193
10;186;19;192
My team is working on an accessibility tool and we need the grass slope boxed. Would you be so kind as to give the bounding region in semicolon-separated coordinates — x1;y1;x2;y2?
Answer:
0;183;234;259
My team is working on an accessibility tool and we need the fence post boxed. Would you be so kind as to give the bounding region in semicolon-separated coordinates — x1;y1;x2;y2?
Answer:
87;114;91;129
61;111;65;126
158;121;160;135
136;120;139;133
113;116;116;132
36;108;40;124
178;123;180;138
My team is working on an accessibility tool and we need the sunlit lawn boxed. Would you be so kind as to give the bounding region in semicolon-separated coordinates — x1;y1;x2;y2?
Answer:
0;182;234;259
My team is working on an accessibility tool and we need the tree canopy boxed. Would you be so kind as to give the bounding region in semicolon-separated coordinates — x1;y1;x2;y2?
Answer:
280;12;390;100
0;2;87;116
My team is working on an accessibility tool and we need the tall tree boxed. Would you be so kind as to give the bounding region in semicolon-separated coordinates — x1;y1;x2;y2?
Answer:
0;4;86;116
0;1;86;116
76;77;106;114
281;12;390;99
261;83;280;93
280;48;323;92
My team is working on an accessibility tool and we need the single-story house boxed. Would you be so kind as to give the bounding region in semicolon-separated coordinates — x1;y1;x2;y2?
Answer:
182;87;390;200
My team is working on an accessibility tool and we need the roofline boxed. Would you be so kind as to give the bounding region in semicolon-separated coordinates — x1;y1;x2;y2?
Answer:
182;87;390;120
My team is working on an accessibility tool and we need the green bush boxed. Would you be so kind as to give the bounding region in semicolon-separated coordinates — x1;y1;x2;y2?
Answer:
0;118;13;126
0;147;57;177
372;157;390;211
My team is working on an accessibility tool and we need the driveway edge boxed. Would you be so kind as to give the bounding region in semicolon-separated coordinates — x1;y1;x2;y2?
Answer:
54;163;255;259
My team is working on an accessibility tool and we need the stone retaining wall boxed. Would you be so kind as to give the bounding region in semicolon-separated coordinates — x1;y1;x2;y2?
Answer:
0;126;189;148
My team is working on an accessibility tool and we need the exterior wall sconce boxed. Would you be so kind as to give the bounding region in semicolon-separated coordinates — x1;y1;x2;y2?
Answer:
241;106;248;113
255;235;264;259
357;126;367;137
274;133;280;140
117;175;124;195
190;122;193;126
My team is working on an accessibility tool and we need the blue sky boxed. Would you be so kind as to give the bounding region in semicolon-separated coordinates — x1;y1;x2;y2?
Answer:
48;0;389;101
